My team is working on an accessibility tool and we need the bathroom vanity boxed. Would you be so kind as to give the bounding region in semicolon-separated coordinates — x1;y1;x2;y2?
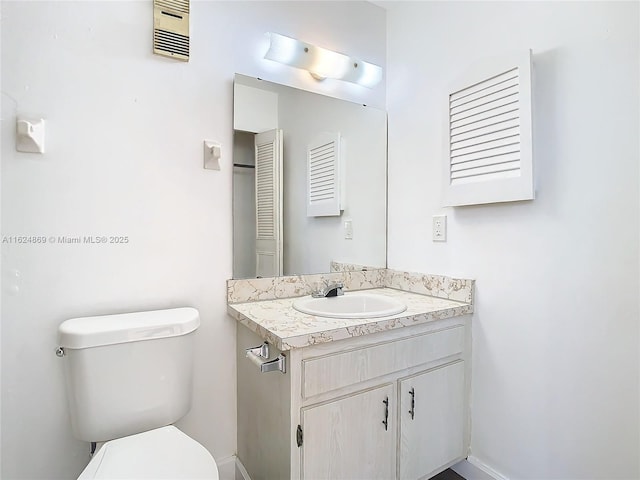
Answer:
228;269;474;480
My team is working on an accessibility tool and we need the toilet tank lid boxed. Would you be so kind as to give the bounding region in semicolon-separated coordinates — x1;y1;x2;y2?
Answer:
58;307;200;349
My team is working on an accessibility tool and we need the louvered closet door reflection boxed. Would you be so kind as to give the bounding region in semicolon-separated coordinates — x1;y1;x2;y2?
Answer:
254;129;283;277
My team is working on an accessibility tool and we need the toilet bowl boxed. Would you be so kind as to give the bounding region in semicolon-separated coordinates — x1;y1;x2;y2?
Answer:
58;308;218;479
78;426;219;480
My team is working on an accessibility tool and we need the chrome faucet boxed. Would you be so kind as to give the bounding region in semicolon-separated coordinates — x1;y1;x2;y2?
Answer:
311;281;344;298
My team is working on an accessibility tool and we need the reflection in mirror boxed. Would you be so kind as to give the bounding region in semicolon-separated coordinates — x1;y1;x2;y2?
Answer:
232;74;387;279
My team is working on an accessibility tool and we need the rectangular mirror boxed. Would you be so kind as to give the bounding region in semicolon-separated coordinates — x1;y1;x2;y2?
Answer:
232;74;387;279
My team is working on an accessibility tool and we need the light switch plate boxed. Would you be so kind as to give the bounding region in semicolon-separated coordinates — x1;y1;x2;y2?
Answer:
433;215;447;242
16;117;45;154
344;219;353;239
204;140;221;170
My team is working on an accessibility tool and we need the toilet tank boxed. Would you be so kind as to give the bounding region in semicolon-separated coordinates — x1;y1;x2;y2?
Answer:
57;307;200;443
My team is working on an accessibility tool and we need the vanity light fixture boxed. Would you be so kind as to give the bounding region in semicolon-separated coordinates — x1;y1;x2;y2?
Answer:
263;32;382;88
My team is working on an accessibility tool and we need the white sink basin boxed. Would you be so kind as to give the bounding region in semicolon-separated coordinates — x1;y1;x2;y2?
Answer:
293;292;407;319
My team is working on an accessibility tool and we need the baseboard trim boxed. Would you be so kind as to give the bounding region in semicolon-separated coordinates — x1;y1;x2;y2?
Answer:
234;457;252;480
215;455;237;480
451;456;509;480
224;454;502;480
216;455;251;480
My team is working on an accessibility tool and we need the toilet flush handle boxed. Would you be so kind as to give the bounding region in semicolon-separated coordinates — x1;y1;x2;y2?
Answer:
55;347;65;357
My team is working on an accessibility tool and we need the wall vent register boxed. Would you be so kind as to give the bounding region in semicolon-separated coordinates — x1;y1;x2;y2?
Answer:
153;0;190;61
444;50;534;206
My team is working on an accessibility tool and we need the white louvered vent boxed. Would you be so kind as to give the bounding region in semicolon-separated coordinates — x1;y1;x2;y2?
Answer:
153;0;190;62
310;142;335;202
256;142;275;240
444;50;534;206
307;132;342;217
450;68;521;184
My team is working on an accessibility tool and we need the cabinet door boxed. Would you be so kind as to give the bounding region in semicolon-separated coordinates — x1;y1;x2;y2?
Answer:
399;361;465;480
301;383;396;480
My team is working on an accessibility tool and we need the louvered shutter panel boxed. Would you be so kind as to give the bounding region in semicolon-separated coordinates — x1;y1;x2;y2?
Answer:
307;132;342;217
256;142;275;240
254;129;283;277
444;50;534;206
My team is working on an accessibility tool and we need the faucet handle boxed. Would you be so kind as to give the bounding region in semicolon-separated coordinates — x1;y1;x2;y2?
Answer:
310;280;328;298
325;280;344;297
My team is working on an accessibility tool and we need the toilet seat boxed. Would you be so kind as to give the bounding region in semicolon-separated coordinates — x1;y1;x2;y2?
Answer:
78;426;219;479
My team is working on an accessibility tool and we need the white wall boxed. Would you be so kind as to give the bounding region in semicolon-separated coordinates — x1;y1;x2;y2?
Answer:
385;1;639;479
233;83;279;133
0;1;385;478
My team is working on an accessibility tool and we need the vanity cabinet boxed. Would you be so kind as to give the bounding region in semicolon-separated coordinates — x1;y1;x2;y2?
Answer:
399;361;465;479
236;316;471;480
301;383;397;479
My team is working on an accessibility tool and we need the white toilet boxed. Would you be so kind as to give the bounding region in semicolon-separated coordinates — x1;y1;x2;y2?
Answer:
57;307;219;479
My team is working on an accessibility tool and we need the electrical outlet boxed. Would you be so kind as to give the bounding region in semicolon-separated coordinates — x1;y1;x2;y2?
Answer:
433;215;447;242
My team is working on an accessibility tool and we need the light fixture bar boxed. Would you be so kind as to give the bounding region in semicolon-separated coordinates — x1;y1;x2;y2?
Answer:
264;33;382;88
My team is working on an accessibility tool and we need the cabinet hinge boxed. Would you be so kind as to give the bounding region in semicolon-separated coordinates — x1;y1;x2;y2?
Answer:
296;424;303;447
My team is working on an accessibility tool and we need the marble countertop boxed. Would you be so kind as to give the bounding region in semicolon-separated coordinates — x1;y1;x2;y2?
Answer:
227;287;473;351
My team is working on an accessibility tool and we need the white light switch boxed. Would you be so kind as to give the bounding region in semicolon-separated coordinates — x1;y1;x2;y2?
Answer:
16;117;45;154
203;140;221;170
344;219;353;239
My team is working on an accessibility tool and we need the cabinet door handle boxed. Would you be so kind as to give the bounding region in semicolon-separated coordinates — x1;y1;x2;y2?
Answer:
382;397;389;431
409;387;415;420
